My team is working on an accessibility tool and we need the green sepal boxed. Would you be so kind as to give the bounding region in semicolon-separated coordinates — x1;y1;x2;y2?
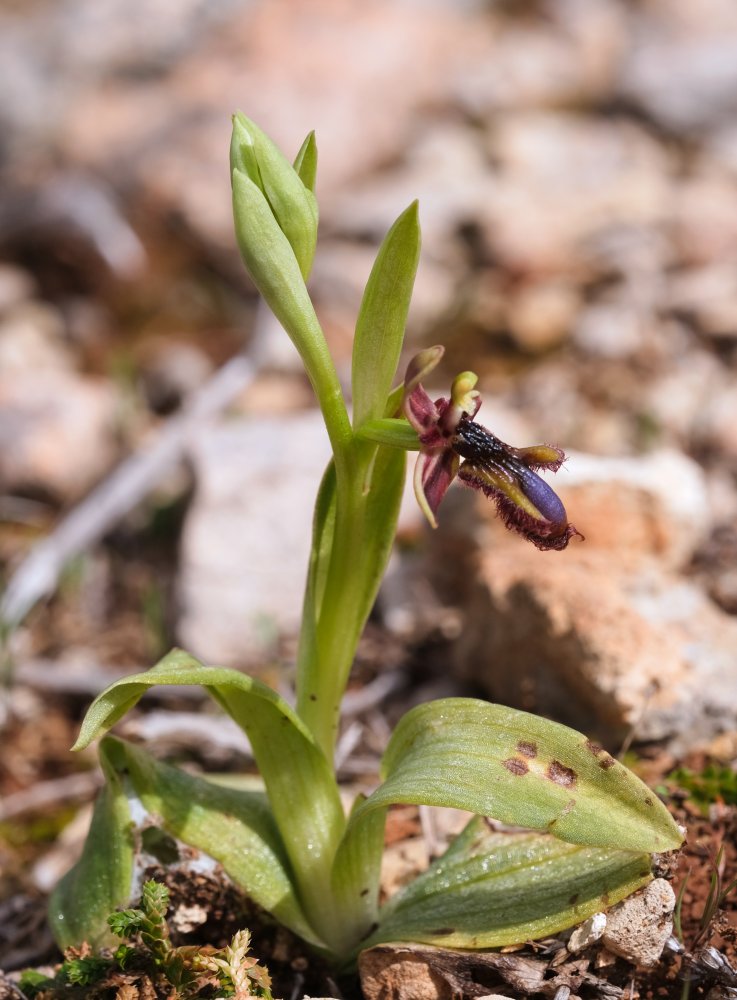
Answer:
356;418;420;450
49;738;135;949
293;130;318;193
103;736;322;947
364;817;652;951
352;202;421;429
231;167;315;338
73;649;347;949
230;165;347;453
231;113;318;279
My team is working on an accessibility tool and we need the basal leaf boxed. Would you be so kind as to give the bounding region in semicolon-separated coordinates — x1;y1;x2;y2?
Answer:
49;739;135;949
352;202;420;429
329;795;385;945
107;737;321;946
73;649;345;945
334;699;680;891
365;817;652;950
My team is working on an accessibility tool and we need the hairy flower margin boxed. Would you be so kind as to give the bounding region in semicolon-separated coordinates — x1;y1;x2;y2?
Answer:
403;347;583;551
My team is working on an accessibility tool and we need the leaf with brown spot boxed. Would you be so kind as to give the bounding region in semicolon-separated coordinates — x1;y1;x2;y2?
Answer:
336;698;682;861
502;757;529;776
548;760;577;788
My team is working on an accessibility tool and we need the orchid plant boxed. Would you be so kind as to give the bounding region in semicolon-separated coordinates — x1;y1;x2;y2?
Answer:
51;116;682;967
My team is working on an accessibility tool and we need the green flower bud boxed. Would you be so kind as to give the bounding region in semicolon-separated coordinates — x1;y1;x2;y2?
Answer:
230;112;318;280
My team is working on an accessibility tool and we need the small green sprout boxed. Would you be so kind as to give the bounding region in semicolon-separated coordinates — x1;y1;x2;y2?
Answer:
21;880;272;999
668;763;737;815
50;115;683;968
194;929;273;999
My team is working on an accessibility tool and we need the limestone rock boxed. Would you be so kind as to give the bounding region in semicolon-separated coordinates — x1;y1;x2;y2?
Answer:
359;944;546;1000
439;450;736;746
454;541;737;746
477;113;671;273
0;369;118;501
602;879;675;968
554;449;711;569
568;912;607;953
507;280;580;353
176;411;332;666
618;0;737;132
0;301;72;373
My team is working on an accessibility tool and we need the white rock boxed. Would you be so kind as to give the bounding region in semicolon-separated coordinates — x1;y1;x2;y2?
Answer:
573;301;647;359
568;912;607;953
0;369;118;500
0;302;72;373
618;0;737;132
602;879;675;968
477;113;671;273
177;412;332;666
556;448;711;568
437;447;737;746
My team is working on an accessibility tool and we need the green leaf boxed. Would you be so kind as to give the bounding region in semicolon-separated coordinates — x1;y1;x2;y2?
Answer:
302;460;338;632
364;817;652;950
49;739;135;949
334;699;681;889
293;130;318;193
356;418;420;450
73;649;347;949
354;444;407;638
103;737;321;947
231;113;318;279
352;202;421;429
372;699;682;853
330;794;384;943
296;445;406;762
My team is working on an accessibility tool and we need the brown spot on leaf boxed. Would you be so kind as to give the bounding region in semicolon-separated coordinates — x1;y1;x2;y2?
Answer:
585;739;604;756
569;893;579;905
599;755;616;769
502;757;529;776
547;760;577;787
430;928;455;936
644;796;654;807
516;740;538;758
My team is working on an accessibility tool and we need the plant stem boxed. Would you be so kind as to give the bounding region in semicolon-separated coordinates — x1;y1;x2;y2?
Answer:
296;462;368;759
290;308;354;481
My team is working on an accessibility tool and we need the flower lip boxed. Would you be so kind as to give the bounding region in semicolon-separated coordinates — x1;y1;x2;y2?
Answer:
402;349;582;550
453;414;582;551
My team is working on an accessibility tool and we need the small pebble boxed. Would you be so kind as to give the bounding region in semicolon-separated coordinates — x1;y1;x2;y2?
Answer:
568;911;607;953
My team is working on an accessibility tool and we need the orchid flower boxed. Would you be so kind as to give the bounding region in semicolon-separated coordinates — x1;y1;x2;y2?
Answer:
403;347;582;551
